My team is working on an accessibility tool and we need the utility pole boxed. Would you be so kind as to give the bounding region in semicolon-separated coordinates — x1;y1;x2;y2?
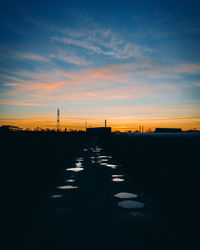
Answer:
57;108;60;132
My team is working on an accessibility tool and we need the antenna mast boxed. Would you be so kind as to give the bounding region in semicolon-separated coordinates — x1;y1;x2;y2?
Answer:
57;108;60;131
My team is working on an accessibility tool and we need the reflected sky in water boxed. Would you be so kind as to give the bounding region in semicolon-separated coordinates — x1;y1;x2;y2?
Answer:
92;147;102;153
100;163;117;169
97;155;108;159
118;200;144;208
75;162;82;167
58;185;79;190
129;212;146;218
112;174;124;178
114;192;138;199
77;157;84;162
67;167;84;172
50;194;63;198
66;179;75;183
112;178;124;182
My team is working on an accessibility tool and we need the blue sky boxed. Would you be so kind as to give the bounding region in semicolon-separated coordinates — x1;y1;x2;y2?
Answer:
0;0;200;130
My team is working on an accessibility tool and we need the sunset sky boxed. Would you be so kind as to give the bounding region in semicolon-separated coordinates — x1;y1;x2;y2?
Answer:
0;0;200;131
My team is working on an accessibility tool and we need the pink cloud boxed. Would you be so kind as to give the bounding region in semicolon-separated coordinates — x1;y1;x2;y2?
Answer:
0;100;46;106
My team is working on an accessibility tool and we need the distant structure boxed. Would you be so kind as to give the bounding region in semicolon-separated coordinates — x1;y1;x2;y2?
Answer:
139;125;144;133
57;108;60;131
0;125;21;132
155;128;182;133
86;120;111;135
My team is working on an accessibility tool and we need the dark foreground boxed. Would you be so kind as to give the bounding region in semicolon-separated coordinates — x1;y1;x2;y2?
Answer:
2;136;186;250
0;131;86;247
100;133;200;249
0;132;199;249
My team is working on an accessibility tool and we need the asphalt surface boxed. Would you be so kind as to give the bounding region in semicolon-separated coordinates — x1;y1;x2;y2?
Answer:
4;138;185;250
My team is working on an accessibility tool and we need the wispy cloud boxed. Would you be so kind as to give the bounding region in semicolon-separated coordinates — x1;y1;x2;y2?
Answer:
17;52;49;62
5;81;65;95
51;28;145;60
0;100;46;106
3;61;200;98
50;52;90;66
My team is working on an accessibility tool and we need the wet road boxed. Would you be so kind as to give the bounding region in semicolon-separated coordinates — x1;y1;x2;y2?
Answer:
4;139;185;250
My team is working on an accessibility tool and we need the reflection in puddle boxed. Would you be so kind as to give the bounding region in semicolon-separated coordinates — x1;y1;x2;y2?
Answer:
112;178;124;182
77;157;84;162
98;159;108;163
101;159;108;162
58;185;79;190
67;167;84;172
90;157;95;159
112;174;124;178
114;192;138;199
75;162;82;167
50;194;63;198
101;163;117;169
83;148;88;152
66;179;75;183
97;156;109;159
118;200;144;208
91;160;95;163
129;212;146;218
92;147;102;153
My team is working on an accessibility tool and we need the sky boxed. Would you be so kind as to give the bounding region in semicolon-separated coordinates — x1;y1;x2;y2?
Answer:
0;0;200;131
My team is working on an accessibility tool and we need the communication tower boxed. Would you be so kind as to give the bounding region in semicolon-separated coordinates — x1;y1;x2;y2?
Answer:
57;108;60;131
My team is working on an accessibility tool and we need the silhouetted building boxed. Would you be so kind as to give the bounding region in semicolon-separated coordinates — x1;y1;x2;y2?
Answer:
0;125;21;131
86;127;111;135
155;128;182;133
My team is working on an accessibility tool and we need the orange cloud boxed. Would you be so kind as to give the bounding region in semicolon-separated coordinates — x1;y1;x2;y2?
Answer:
0;100;46;106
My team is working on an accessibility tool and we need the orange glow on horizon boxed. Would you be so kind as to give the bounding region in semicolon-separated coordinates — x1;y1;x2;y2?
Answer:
1;117;199;132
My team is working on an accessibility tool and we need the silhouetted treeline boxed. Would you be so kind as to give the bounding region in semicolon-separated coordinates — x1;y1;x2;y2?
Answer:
0;130;86;245
99;134;200;249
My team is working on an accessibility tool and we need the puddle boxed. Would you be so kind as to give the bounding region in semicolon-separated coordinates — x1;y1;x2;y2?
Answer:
112;178;124;182
129;212;146;218
58;185;79;190
98;159;108;163
66;179;75;183
50;194;63;198
112;174;124;178
75;162;82;167
83;148;88;152
67;167;84;172
106;164;118;169
77;157;84;162
92;147;102;153
101;163;118;169
114;192;138;199
90;157;95;159
101;158;108;162
97;155;109;159
91;160;95;163
118;200;144;208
